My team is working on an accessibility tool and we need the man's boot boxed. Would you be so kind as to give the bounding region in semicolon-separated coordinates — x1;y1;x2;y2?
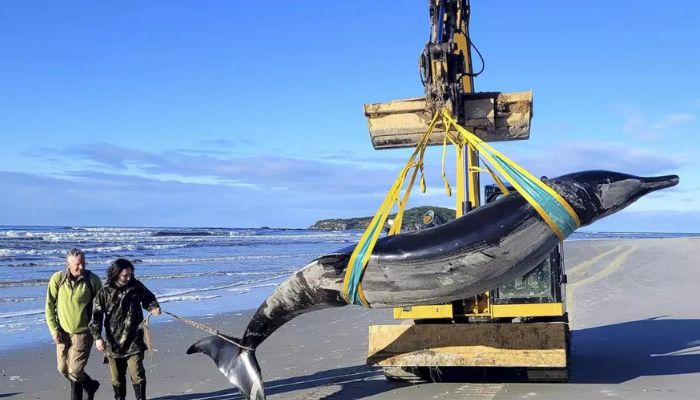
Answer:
82;374;100;400
132;381;146;400
71;381;84;400
112;385;126;400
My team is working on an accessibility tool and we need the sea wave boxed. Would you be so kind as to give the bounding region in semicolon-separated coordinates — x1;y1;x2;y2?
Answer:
154;273;288;299
136;253;310;265
140;270;281;281
0;309;44;319
0;268;292;288
0;296;44;303
158;294;221;303
0;317;45;334
152;230;214;237
0;278;51;288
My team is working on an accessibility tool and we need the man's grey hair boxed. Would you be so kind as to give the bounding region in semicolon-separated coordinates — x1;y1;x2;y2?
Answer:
66;248;85;266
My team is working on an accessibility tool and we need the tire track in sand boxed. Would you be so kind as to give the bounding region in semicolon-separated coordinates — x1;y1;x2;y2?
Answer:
566;245;637;325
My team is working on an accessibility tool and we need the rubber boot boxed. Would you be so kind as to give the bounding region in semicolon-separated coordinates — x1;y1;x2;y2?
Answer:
83;374;100;400
112;385;126;400
133;381;146;400
71;381;84;400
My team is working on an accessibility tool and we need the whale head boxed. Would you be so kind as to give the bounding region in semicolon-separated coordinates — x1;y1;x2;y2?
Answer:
549;170;679;226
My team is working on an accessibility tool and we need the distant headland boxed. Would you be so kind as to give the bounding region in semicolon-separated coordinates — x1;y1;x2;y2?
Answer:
309;206;456;231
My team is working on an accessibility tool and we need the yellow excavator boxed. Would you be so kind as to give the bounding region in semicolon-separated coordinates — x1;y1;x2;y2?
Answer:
364;0;569;382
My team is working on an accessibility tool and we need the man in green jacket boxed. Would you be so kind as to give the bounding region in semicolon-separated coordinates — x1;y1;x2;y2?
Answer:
45;248;102;400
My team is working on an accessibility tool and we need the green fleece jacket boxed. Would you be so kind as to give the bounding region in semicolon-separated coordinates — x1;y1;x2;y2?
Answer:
45;270;102;335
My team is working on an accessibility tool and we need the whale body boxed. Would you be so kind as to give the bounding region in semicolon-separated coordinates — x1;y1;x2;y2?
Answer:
188;170;679;400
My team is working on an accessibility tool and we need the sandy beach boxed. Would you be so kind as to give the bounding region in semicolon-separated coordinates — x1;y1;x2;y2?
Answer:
2;237;699;399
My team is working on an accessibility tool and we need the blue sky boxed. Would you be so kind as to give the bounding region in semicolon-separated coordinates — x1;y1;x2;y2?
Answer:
1;1;698;231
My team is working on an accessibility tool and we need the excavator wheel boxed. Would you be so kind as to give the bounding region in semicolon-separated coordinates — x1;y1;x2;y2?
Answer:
525;368;569;383
382;366;431;384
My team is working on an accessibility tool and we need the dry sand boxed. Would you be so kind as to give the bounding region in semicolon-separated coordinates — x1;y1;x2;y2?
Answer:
2;237;699;399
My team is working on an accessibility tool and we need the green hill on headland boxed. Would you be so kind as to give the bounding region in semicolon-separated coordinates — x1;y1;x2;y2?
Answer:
309;206;456;231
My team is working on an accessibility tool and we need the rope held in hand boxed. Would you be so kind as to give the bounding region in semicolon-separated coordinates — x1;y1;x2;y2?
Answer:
140;310;254;351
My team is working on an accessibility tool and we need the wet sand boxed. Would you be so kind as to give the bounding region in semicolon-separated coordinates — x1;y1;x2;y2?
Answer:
2;238;699;399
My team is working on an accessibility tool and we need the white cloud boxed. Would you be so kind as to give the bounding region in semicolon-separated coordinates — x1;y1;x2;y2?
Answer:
14;135;698;228
652;113;696;131
503;140;686;178
617;106;696;141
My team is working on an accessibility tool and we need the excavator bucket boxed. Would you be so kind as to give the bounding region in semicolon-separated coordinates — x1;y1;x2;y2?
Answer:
364;91;533;149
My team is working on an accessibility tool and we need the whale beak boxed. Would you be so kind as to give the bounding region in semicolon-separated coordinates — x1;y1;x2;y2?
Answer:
641;175;679;192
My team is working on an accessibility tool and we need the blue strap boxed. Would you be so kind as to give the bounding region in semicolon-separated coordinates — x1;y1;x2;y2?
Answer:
346;217;383;305
494;155;578;238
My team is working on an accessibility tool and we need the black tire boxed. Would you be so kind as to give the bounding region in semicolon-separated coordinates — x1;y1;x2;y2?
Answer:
382;366;430;384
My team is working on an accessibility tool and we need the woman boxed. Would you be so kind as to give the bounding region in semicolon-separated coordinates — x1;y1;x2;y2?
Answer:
89;259;160;400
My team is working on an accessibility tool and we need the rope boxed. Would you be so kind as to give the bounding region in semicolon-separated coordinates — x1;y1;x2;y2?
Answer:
138;310;254;352
140;313;155;362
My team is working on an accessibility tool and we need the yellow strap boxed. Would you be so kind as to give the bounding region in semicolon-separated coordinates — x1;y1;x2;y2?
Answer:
346;108;580;306
440;109;580;239
482;163;511;196
440;130;463;197
390;144;427;235
343;112;441;306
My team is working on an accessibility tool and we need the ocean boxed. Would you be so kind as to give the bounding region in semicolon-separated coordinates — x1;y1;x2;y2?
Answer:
1;225;697;351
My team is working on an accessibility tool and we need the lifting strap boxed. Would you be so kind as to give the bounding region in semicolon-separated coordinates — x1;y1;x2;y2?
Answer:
342;109;580;307
341;112;440;307
439;109;580;239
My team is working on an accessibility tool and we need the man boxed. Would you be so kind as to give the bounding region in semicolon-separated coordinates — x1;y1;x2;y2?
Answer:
45;248;102;400
90;258;161;400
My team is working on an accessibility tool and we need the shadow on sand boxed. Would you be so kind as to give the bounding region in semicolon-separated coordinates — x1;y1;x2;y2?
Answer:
570;316;700;383
151;365;392;400
151;317;700;399
425;317;700;384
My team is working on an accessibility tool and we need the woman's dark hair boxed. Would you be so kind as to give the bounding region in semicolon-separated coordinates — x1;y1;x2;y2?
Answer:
107;258;135;286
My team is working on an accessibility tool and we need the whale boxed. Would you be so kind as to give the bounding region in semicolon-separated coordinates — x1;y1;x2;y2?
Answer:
187;170;679;400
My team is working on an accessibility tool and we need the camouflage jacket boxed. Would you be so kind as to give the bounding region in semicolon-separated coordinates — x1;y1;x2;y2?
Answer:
89;279;159;358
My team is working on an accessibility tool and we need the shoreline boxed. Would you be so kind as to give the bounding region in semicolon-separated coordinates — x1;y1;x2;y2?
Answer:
1;236;695;356
2;306;397;399
3;237;700;399
3;236;697;353
0;282;283;353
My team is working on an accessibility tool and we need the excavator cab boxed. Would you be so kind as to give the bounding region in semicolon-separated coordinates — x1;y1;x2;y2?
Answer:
485;184;567;315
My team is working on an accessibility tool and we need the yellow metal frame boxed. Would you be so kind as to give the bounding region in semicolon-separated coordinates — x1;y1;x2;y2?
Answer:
368;323;569;369
393;304;453;319
491;303;564;318
389;1;564;323
393;302;565;320
369;2;569;376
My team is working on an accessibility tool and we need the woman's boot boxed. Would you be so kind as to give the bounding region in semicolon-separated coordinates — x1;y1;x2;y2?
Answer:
70;381;83;400
132;381;146;400
112;385;126;400
82;374;100;400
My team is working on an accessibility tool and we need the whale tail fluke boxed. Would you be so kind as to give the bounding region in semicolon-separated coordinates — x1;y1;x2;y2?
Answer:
231;349;265;400
187;336;265;400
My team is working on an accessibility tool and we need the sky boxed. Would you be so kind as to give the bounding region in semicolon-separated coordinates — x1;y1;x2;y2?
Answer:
0;1;698;232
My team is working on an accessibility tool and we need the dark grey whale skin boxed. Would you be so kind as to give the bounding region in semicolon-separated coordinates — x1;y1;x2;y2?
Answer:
188;170;678;400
